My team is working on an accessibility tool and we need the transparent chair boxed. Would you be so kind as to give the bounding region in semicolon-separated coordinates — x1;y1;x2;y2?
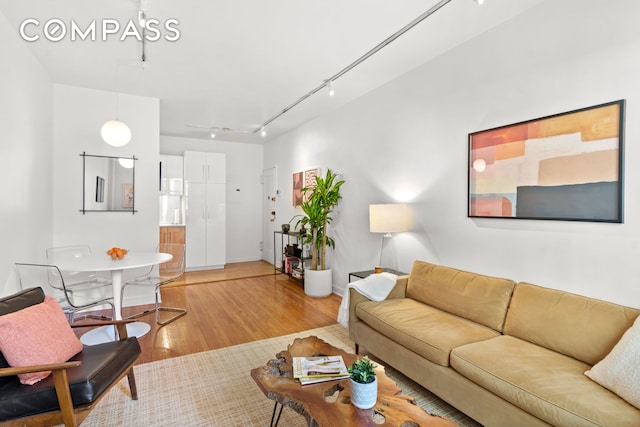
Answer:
46;245;111;286
121;243;187;326
14;263;115;323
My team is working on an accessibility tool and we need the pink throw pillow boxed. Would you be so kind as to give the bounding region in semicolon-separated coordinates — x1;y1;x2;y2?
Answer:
0;296;83;385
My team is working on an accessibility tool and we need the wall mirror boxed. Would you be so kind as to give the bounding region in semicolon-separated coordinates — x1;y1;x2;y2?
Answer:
80;153;137;214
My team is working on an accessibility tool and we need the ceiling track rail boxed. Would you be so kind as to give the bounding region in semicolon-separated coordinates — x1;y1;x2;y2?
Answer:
254;0;453;134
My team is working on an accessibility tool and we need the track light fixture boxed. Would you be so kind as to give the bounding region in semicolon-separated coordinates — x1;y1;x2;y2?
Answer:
253;0;453;138
327;80;335;96
473;0;484;5
138;10;147;27
210;128;217;139
188;0;456;140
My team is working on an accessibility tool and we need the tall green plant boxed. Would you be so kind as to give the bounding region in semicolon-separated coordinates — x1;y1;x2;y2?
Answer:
295;169;345;270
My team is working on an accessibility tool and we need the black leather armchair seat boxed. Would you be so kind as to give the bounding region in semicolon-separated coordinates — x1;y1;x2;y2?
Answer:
0;287;141;427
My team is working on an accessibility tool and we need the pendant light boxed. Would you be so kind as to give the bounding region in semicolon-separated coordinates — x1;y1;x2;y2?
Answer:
102;67;131;147
101;119;131;147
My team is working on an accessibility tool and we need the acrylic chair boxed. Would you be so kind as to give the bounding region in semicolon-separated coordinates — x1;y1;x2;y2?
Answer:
120;243;187;326
45;245;111;287
14;263;115;323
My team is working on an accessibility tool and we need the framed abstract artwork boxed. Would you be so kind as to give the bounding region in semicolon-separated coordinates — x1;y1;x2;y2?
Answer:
293;172;303;207
468;100;624;222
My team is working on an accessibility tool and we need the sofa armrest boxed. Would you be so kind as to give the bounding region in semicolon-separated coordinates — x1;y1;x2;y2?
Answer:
387;275;409;300
348;275;409;344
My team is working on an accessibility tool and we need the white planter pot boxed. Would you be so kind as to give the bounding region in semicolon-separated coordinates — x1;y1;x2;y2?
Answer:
304;268;332;298
350;377;377;409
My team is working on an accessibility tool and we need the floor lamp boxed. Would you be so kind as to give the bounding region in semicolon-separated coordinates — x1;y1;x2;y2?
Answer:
369;204;408;267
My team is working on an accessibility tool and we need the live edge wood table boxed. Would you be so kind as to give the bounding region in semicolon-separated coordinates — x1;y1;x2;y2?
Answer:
251;336;458;427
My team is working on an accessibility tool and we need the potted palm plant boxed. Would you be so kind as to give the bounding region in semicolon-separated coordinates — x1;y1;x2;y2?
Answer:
295;169;345;297
348;356;377;409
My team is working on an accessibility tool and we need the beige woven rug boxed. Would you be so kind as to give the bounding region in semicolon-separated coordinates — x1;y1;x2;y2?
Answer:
78;324;481;426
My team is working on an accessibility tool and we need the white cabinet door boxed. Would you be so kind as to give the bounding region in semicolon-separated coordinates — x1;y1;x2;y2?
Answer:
206;153;226;183
185;181;207;268
184;151;226;270
205;183;226;267
184;151;207;183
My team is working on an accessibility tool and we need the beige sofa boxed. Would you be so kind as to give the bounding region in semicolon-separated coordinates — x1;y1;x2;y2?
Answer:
349;260;640;427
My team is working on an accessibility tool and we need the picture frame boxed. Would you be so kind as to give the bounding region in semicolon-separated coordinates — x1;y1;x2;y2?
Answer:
95;176;104;203
292;171;303;207
468;100;624;223
122;183;134;208
303;168;319;202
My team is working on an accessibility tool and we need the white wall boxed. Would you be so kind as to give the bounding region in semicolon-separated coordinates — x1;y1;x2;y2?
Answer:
0;10;54;295
53;84;160;306
161;136;264;263
264;0;640;308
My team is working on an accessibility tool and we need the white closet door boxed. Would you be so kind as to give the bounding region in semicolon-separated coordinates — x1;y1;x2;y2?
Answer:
183;151;207;183
205;183;226;267
206;152;226;183
185;181;207;268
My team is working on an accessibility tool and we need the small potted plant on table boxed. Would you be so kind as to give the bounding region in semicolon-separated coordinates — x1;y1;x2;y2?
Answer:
348;356;377;409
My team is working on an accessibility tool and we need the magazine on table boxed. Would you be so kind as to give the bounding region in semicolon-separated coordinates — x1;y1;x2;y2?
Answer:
292;355;349;385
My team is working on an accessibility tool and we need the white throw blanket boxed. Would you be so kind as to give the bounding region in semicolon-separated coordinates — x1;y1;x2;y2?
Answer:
337;272;398;328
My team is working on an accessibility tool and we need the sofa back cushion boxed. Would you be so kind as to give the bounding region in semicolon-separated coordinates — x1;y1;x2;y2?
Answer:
406;261;516;332
504;282;640;365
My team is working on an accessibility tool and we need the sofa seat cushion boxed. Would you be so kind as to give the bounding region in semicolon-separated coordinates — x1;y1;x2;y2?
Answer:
0;337;141;422
451;335;640;427
355;298;501;366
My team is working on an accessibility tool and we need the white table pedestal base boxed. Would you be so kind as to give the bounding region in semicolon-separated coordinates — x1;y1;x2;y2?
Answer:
80;322;151;345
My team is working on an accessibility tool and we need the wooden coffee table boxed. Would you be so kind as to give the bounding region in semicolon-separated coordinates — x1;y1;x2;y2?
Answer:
251;335;458;427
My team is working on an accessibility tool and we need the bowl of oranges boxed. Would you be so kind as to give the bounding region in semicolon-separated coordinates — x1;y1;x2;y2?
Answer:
107;247;128;260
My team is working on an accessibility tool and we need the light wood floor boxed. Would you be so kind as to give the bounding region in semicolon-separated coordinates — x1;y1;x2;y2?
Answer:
75;261;343;365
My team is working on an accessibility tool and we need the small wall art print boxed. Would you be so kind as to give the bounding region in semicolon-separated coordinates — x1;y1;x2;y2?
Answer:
292;172;303;207
468;100;624;223
96;176;104;203
303;169;319;202
122;183;134;208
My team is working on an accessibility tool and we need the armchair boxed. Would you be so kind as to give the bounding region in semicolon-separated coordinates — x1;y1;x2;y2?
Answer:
0;287;141;427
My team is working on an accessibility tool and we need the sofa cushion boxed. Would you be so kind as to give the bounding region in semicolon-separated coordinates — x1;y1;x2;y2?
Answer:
355;298;500;366
586;315;640;409
451;335;640;427
504;282;640;365
406;261;515;332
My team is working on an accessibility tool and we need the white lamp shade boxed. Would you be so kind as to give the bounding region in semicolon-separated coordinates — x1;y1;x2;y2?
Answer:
369;204;409;233
101;120;131;147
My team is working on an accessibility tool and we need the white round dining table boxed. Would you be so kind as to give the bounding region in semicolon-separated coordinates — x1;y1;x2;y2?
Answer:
55;251;173;345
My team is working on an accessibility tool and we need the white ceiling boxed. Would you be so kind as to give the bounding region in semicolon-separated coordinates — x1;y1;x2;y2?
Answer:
0;0;545;143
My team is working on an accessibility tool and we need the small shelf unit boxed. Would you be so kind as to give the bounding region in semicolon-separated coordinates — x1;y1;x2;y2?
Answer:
274;231;307;282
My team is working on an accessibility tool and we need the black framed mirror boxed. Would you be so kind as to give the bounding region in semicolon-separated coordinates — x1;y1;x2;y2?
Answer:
80;152;137;214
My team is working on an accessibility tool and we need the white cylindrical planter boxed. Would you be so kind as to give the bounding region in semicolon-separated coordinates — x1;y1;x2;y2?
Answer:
350;377;378;409
304;268;332;297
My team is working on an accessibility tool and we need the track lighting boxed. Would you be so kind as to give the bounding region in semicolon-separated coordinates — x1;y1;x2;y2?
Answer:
210;128;217;139
327;80;335;96
260;127;267;137
473;0;484;5
138;10;147;27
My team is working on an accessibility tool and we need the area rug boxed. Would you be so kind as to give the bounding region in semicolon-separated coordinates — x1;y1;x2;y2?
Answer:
77;324;481;426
